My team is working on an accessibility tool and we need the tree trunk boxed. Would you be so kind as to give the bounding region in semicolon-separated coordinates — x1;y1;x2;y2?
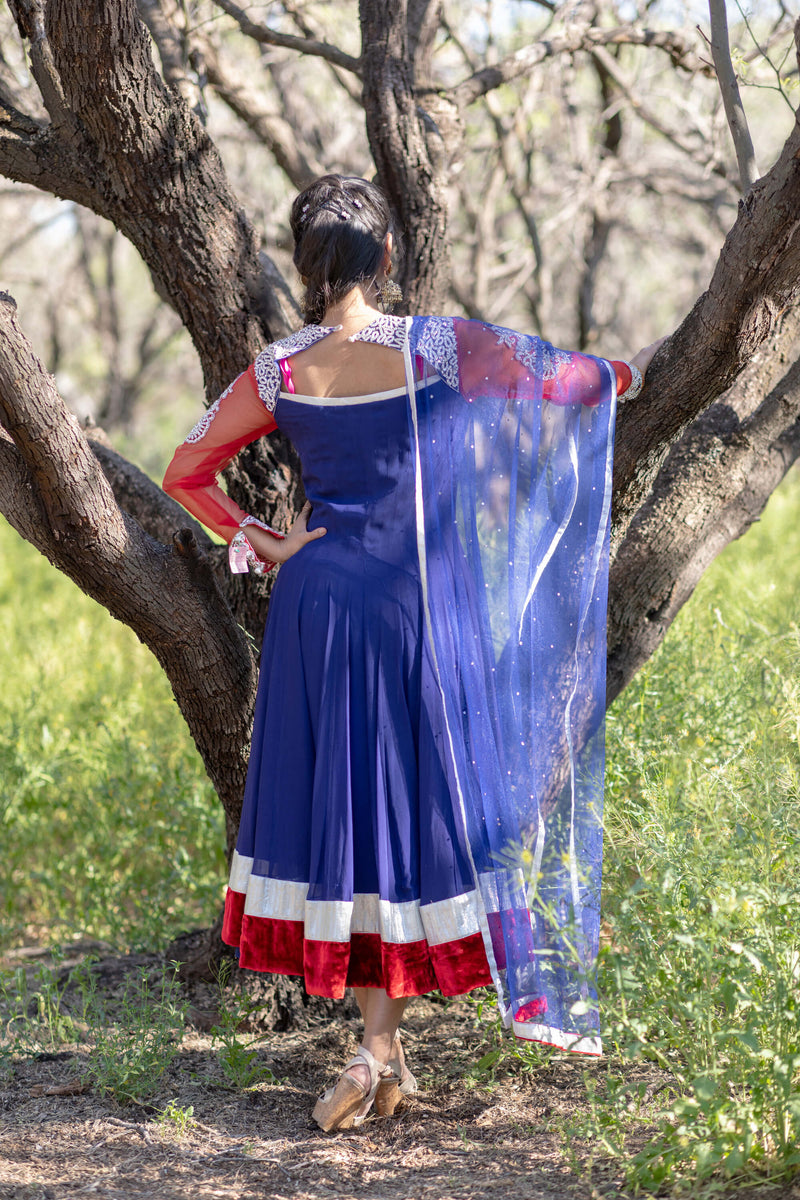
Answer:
359;0;453;314
3;4;800;988
611;104;800;544
608;308;800;703
0;293;255;838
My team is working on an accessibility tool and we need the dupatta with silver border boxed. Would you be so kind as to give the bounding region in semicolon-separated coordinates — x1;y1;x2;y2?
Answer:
403;314;616;1054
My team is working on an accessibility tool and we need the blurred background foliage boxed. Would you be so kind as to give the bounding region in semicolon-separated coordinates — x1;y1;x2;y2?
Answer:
0;1;796;467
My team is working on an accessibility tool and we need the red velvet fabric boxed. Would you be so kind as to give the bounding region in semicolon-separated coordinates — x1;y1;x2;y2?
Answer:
221;886;245;946
222;887;493;998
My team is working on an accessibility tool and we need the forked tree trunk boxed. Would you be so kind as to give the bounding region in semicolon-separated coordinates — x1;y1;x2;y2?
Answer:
2;3;800;986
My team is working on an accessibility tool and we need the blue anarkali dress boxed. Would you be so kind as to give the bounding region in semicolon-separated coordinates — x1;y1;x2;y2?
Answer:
163;313;622;1054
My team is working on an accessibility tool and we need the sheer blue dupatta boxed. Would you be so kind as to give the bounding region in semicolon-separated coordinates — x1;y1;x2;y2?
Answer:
404;316;616;1054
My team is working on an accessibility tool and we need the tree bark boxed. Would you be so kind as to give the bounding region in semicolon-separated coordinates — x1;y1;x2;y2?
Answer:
611;104;800;545
608;308;800;702
0;292;255;841
34;0;301;639
359;0;452;314
8;0;270;391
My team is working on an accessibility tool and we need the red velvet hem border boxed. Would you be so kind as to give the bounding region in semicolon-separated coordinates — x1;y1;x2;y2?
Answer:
222;887;493;999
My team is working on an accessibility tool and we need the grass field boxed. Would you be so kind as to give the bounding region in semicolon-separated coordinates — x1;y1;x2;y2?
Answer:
2;467;800;1193
595;470;800;1190
0;517;226;953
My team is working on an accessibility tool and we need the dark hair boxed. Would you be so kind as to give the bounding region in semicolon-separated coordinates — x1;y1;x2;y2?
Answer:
290;175;394;325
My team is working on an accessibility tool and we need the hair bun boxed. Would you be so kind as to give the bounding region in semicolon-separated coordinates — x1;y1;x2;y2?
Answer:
290;175;397;325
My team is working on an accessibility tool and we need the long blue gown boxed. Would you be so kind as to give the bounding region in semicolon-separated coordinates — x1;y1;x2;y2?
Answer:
224;374;496;999
218;314;615;1055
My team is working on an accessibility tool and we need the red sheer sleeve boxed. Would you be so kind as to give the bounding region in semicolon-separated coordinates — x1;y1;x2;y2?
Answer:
540;358;632;406
454;319;634;407
163;365;277;542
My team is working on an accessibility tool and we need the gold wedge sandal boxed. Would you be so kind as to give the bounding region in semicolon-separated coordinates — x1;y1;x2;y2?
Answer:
374;1042;418;1117
312;1047;389;1132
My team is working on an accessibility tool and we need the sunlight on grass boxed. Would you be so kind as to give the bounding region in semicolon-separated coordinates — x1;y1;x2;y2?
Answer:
3;462;800;1194
0;517;226;952
592;467;800;1193
466;469;800;1194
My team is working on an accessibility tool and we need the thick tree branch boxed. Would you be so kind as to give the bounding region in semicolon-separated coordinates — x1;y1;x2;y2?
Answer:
0;92;45;137
451;25;714;108
408;0;441;85
24;0;305;625
0;292;255;837
609;310;800;701
83;424;213;553
0;121;104;208
211;0;361;76
43;0;267;393
612;102;800;545
360;0;452;313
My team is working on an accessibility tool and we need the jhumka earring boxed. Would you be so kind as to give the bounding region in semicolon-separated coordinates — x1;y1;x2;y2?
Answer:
377;263;403;313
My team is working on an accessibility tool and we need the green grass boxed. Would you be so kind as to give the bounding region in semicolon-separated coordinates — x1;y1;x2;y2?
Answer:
0;517;226;953
465;470;800;1194
579;469;800;1193
0;953;188;1103
3;461;800;1192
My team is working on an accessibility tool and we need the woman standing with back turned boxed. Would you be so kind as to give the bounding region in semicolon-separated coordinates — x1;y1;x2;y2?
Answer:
164;174;664;1132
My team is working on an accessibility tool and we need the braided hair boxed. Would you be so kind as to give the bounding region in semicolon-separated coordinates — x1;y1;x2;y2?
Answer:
290;175;395;325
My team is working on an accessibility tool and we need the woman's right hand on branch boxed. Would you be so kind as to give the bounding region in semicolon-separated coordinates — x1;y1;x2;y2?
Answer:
246;501;327;566
630;336;670;378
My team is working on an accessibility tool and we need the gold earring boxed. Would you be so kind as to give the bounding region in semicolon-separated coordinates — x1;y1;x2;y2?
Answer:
377;273;403;313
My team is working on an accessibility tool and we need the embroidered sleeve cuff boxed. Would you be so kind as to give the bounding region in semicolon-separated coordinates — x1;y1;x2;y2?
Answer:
239;514;285;538
619;362;643;401
228;517;285;576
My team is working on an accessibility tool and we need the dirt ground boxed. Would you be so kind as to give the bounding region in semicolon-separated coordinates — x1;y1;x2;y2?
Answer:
0;943;790;1200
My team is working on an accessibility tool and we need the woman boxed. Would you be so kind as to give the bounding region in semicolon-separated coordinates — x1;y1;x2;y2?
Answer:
164;174;664;1131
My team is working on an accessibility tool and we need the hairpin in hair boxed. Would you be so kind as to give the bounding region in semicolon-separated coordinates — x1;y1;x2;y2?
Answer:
298;195;360;231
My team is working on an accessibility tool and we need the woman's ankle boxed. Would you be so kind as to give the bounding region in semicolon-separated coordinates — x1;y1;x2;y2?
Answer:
359;1035;392;1067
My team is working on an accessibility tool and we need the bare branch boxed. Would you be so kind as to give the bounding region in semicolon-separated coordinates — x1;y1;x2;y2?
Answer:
138;1;324;215
211;0;361;76
281;1;362;102
482;92;550;334
201;38;325;190
6;0;74;125
707;0;759;191
451;25;714;108
590;44;736;185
